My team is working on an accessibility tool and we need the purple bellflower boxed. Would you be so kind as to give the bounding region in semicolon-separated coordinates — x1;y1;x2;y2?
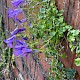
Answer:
11;0;24;7
13;40;32;57
16;40;28;47
8;9;26;23
10;27;26;36
8;9;22;20
6;0;32;59
4;35;16;48
13;47;32;58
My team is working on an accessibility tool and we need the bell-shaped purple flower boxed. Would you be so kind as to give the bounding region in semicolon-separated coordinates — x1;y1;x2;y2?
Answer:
4;35;16;48
8;9;22;20
16;40;25;45
11;0;24;7
13;40;32;57
10;27;26;36
15;40;28;47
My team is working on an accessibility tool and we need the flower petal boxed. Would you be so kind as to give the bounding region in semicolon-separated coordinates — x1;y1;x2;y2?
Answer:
4;35;16;43
7;43;13;48
10;27;26;36
11;0;24;7
8;9;22;19
24;48;32;53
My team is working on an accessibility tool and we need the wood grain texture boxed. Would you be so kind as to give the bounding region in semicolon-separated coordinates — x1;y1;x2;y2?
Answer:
56;0;80;79
56;0;80;30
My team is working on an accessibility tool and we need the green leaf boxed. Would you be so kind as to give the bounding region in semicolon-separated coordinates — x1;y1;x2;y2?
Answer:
52;8;58;14
59;27;67;34
39;14;45;19
57;10;64;16
75;58;80;66
69;43;76;52
65;25;72;31
40;8;45;13
57;62;63;69
58;17;63;23
43;0;50;2
70;30;79;36
68;36;75;42
50;31;56;37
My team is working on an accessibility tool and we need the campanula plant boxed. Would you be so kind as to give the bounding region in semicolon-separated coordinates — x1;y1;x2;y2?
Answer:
6;37;32;58
13;40;32;57
8;9;22;18
4;0;32;58
8;0;26;23
8;9;26;23
4;27;32;58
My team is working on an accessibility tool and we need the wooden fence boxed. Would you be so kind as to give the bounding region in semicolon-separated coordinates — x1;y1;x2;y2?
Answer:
0;0;80;80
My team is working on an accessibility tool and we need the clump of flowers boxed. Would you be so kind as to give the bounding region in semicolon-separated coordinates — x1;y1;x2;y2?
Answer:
4;0;32;58
8;0;26;23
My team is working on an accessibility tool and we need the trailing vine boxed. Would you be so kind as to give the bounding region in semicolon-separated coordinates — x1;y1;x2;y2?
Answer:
26;0;80;79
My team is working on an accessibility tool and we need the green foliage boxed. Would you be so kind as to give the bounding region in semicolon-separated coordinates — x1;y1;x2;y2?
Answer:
0;0;80;79
27;0;80;79
67;29;80;52
0;14;5;76
75;58;80;66
62;68;76;80
0;14;13;77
